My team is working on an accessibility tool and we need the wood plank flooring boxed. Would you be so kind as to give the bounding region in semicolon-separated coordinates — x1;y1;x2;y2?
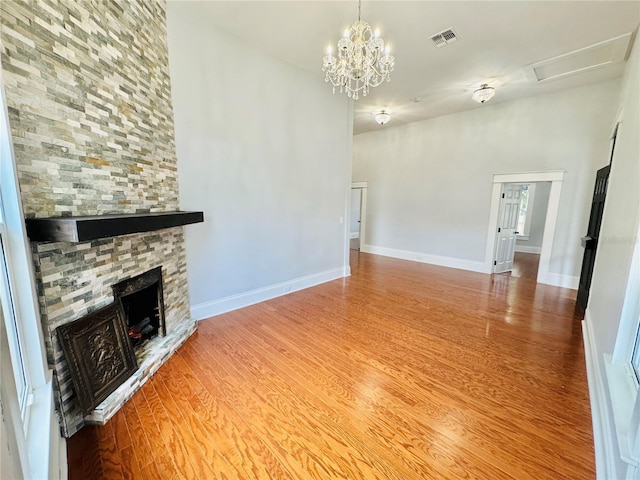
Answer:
67;251;594;479
511;252;540;280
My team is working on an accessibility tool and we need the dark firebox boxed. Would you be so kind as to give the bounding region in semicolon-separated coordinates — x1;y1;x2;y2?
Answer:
113;266;166;348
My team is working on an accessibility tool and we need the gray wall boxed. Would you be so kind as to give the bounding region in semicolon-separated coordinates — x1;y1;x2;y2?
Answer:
588;33;640;359
353;80;620;282
166;3;352;317
584;30;640;479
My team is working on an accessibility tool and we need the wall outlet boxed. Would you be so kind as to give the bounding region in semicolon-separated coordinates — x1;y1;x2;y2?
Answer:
283;285;291;293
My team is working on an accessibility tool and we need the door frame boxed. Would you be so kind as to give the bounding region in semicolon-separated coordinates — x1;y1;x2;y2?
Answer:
484;170;565;285
350;181;368;251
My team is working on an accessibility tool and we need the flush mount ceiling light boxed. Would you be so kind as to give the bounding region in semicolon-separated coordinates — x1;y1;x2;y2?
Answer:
374;110;391;125
322;0;395;100
472;84;495;103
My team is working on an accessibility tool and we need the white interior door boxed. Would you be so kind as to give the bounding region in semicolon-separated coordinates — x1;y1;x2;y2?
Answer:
494;184;521;273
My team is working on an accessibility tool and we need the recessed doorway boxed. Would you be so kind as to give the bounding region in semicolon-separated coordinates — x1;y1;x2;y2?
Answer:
349;182;368;252
495;181;552;280
485;171;564;286
350;188;361;250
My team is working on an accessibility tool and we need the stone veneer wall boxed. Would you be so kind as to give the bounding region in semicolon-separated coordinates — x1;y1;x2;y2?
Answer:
0;0;194;436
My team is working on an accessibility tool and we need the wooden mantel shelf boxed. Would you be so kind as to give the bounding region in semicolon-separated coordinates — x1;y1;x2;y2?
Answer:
25;211;204;243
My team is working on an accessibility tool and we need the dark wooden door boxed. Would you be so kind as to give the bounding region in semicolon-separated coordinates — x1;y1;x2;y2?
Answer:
577;165;610;311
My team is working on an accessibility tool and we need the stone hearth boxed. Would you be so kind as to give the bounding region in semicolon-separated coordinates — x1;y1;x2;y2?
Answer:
86;318;196;425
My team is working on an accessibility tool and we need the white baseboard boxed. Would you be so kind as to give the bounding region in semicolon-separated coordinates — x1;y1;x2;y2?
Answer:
360;244;490;274
540;272;579;289
360;244;577;287
350;232;359;239
191;267;346;320
515;245;542;254
582;312;618;480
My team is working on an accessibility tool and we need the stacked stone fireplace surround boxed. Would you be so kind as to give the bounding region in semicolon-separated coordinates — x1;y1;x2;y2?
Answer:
0;0;196;436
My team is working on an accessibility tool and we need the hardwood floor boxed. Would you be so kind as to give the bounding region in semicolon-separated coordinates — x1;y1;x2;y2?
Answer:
67;251;593;479
511;252;540;280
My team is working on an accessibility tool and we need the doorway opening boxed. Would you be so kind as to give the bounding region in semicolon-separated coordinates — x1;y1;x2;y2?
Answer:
494;182;552;280
350;188;362;250
349;182;368;251
485;171;565;285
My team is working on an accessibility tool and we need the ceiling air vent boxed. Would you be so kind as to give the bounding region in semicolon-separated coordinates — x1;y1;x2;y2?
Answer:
431;28;458;48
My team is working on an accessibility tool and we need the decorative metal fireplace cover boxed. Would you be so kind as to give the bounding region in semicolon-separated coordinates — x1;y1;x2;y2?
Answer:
57;303;138;415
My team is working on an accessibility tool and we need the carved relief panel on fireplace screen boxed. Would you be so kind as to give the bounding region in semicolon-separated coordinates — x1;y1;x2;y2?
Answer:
57;303;138;415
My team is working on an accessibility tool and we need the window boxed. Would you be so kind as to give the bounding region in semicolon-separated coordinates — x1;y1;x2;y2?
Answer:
515;183;536;239
0;94;34;432
0;206;32;425
624;252;640;385
0;56;54;479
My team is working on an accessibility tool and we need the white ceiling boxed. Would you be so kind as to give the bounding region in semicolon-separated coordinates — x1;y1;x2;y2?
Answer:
175;1;640;134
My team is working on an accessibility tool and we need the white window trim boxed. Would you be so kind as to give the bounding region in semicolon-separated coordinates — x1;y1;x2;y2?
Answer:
0;46;58;479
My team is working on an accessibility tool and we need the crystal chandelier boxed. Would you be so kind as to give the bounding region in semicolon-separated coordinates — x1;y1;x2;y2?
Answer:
322;0;395;100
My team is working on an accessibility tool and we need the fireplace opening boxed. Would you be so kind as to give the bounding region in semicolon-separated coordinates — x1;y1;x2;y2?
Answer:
113;266;166;349
121;284;159;346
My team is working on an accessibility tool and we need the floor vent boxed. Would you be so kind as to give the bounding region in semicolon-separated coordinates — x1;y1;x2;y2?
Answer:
431;28;458;48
